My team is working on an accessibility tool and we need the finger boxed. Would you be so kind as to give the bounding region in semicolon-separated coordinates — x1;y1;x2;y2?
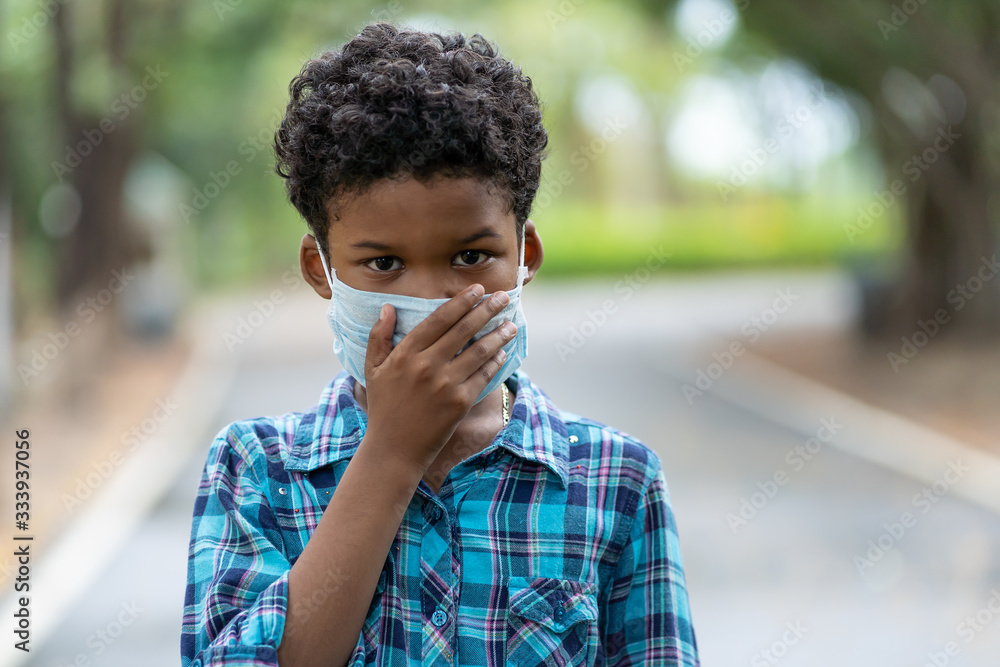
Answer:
449;320;516;382
429;288;511;361
461;347;508;398
364;304;396;375
396;283;484;353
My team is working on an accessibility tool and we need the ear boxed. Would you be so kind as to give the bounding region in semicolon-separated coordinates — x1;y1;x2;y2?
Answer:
522;218;543;286
300;233;333;299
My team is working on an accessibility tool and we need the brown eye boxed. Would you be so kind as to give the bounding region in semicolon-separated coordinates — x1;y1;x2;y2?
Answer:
454;250;487;266
365;257;402;271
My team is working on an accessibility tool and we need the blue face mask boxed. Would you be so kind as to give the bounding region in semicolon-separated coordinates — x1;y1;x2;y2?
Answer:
316;227;529;405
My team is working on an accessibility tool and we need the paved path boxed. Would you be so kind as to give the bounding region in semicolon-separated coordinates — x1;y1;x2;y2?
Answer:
20;270;1000;667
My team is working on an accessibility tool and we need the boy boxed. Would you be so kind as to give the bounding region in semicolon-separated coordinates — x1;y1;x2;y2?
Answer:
182;23;698;667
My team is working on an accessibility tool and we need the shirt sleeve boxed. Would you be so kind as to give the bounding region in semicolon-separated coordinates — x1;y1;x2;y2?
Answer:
181;425;371;666
601;463;699;666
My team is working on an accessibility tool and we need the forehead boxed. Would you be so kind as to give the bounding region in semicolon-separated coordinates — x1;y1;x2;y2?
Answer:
328;176;514;243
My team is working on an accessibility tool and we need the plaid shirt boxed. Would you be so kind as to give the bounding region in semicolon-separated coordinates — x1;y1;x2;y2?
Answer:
181;369;698;666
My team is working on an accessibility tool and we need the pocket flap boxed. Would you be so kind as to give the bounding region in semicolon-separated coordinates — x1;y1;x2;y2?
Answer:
508;577;598;633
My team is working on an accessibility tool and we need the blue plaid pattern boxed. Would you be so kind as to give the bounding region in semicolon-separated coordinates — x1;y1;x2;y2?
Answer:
181;369;698;666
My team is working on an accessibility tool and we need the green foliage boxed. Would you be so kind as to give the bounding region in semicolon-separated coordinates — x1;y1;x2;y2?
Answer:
536;195;901;277
5;0;904;306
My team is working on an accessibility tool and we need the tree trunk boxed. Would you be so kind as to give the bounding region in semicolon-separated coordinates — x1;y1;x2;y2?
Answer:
52;0;139;310
876;119;1000;342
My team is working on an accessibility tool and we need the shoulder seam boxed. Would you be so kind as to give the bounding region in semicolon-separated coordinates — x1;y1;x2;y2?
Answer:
215;421;271;490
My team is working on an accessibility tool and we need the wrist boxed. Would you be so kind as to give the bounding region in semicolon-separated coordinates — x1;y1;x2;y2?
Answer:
356;431;429;485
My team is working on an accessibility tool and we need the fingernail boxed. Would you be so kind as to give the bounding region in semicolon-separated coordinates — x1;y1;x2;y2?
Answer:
501;322;516;337
378;304;387;320
492;291;509;307
469;285;484;302
496;349;507;363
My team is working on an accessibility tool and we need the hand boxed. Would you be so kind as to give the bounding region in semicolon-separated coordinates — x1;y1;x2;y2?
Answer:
358;284;516;473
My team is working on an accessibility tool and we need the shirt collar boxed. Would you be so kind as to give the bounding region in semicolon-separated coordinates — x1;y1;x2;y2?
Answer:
286;369;570;487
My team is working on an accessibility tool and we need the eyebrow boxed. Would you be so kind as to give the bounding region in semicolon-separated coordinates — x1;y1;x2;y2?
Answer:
350;229;503;251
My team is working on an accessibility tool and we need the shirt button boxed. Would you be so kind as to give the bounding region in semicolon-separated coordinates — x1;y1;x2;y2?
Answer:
554;603;566;621
431;608;448;627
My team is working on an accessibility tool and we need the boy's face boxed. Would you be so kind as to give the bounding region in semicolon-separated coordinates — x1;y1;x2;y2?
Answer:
300;175;542;300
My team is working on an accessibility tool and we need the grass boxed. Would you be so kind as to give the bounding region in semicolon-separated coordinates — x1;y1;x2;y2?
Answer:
534;196;902;277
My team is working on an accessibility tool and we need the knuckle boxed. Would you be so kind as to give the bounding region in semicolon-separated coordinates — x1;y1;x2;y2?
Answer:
454;317;480;340
480;360;499;382
429;374;453;397
472;338;494;359
413;357;434;381
438;385;466;411
450;392;469;411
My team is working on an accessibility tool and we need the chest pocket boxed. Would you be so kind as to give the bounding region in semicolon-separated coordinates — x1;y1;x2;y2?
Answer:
506;577;599;667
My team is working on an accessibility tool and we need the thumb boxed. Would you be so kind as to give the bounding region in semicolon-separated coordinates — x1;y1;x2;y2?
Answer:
365;304;396;374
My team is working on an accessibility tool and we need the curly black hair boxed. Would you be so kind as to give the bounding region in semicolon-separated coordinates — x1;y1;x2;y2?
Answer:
273;23;549;255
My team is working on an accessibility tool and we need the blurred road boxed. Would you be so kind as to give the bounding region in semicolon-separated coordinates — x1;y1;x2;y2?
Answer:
22;270;1000;667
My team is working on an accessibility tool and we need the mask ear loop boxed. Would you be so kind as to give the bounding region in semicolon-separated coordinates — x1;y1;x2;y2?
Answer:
314;237;336;292
516;223;528;287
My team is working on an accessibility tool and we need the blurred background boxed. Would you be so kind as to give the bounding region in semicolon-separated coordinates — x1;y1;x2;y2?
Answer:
1;0;999;665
